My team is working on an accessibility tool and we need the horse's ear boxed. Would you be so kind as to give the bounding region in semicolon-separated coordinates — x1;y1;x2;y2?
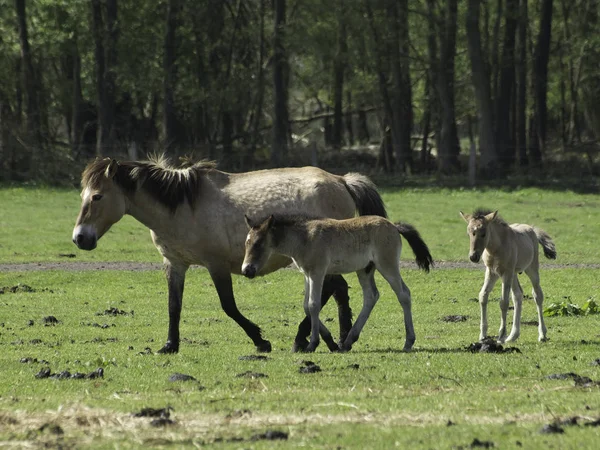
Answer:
244;214;254;229
485;211;498;222
459;211;471;223
105;159;119;179
266;214;275;228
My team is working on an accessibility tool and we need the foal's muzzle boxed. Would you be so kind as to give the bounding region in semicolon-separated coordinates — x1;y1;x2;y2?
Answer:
241;264;257;279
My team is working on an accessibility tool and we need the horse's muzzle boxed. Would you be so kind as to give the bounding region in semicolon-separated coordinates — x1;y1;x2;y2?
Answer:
241;264;257;279
73;233;97;251
469;253;480;263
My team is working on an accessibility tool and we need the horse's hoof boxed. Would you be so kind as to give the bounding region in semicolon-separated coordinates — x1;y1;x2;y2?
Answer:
157;343;179;354
305;344;317;353
292;340;309;353
338;344;351;353
539;336;549;342
256;340;272;353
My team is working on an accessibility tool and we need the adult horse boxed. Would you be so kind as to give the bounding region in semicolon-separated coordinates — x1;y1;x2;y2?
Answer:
72;156;388;354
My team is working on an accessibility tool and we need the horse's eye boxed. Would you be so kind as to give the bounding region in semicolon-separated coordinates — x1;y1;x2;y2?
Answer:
92;194;103;201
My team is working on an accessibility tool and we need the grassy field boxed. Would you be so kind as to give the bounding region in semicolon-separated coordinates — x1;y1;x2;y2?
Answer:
1;184;600;448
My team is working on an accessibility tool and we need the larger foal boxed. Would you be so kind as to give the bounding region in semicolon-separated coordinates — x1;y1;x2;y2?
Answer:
242;214;433;352
460;209;557;343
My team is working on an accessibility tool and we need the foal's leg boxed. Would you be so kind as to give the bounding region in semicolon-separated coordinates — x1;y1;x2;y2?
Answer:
305;273;337;353
208;266;272;352
157;261;188;354
506;276;523;342
478;268;499;341
292;275;351;352
339;269;379;352
525;266;548;342
498;273;514;343
378;267;415;351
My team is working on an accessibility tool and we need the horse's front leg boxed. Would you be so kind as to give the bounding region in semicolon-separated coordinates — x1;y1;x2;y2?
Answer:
293;275;352;352
305;273;337;352
478;268;499;341
158;261;188;354
506;276;523;342
209;266;272;352
498;273;513;343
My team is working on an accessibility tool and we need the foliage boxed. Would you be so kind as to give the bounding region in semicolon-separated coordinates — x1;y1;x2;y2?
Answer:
544;298;600;317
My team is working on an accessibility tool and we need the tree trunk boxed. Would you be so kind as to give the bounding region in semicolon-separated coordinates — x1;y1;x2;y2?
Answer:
425;0;441;163
490;0;503;103
15;0;40;149
71;40;84;158
332;0;347;150
271;0;289;167
515;0;528;167
531;0;554;165
164;0;179;150
436;0;460;173
345;90;354;146
495;0;518;170
466;0;498;174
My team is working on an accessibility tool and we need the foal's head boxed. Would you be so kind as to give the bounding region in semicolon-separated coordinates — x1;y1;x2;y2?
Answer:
241;215;275;279
459;209;498;263
73;159;128;250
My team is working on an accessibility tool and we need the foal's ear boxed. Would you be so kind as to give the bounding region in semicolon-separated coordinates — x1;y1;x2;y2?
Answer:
459;211;471;223
244;214;254;229
485;210;498;222
105;159;119;179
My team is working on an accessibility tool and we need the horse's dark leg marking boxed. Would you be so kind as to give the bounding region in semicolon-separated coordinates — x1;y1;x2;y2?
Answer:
210;268;272;353
292;274;352;352
158;263;187;354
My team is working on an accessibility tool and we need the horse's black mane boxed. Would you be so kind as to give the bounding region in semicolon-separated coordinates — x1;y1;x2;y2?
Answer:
82;156;216;212
472;207;507;225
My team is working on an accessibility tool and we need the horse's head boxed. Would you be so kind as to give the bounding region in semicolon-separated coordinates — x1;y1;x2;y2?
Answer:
460;210;498;263
73;159;128;250
241;214;275;279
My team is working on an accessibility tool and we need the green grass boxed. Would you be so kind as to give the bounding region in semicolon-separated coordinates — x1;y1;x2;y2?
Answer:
1;267;599;448
1;185;599;264
1;185;599;448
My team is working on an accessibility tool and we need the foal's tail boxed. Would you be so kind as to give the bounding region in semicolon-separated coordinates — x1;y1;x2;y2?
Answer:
343;173;388;218
534;227;557;260
395;222;434;273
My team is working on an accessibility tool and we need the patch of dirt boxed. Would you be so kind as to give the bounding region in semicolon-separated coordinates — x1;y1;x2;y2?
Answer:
238;355;270;361
133;407;173;419
168;373;197;382
97;307;132;317
251;430;288;441
546;372;600;387
35;367;104;380
299;360;321;374
43;316;60;326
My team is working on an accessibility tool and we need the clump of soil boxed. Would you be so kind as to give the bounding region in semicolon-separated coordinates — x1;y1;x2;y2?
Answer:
134;407;173;419
299;360;321;374
546;372;600;387
1;284;36;294
35;367;104;380
43;316;59;326
442;315;468;322
168;373;196;382
97;307;133;316
251;430;288;441
466;338;521;354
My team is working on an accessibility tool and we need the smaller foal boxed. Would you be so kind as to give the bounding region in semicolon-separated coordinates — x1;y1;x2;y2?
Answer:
242;214;433;353
460;209;557;343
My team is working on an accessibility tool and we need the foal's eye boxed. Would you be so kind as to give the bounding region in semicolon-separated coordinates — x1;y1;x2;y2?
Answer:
92;194;103;201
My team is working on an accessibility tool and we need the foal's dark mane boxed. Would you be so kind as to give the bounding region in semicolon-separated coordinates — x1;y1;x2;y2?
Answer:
82;156;217;212
472;207;508;226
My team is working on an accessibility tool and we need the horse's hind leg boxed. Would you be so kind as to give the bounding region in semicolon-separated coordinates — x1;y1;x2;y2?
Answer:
525;266;548;342
506;276;523;342
478;268;499;341
377;264;415;351
209;266;272;353
292;274;351;352
340;269;379;352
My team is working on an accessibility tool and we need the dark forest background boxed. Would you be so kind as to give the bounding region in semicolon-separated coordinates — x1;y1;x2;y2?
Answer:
1;0;599;183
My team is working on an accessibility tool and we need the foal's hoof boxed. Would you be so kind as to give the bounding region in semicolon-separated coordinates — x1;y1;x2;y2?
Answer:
292;340;308;353
539;336;549;342
256;340;272;353
157;343;179;354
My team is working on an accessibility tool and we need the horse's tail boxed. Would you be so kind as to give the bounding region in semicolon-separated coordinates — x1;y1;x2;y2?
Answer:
534;227;557;260
343;173;388;218
395;222;434;273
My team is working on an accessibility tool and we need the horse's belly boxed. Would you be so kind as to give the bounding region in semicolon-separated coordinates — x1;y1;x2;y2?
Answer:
326;254;371;275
